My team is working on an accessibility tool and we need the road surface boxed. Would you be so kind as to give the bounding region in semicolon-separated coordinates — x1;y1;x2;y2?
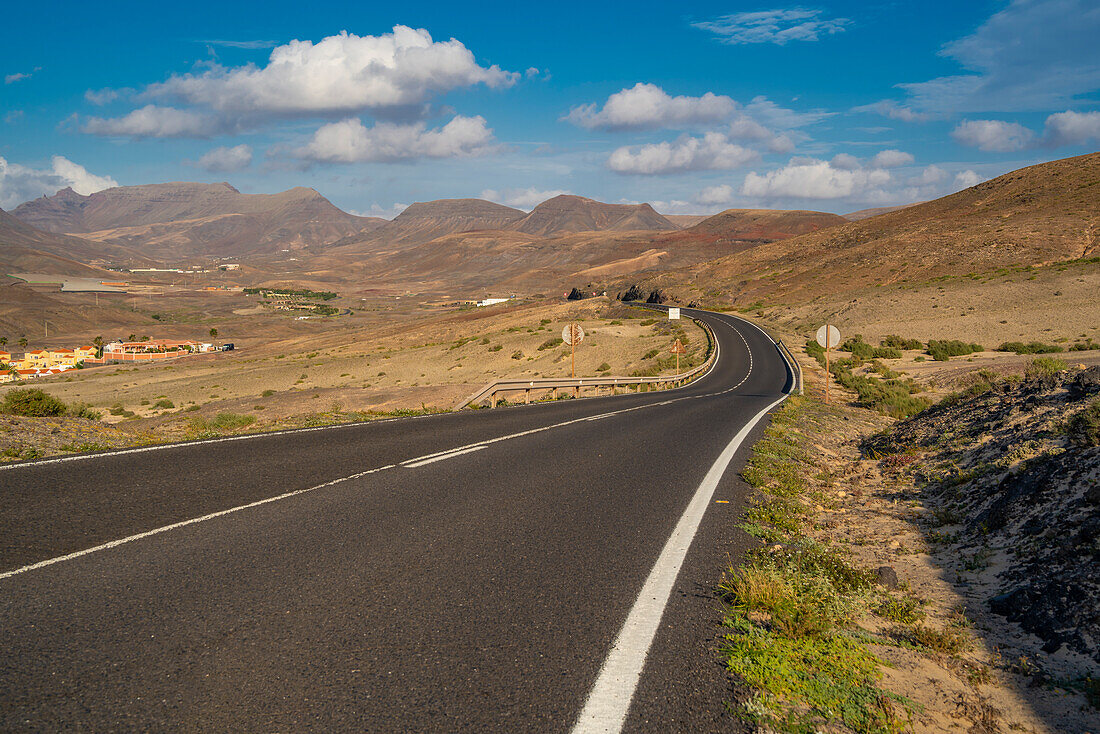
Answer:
0;308;791;732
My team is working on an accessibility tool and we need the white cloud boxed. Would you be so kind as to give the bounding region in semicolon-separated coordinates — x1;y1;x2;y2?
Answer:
296;115;495;163
147;27;515;119
607;132;759;175
351;202;408;219
564;83;736;131
899;0;1100;113
1043;110;1100;146
692;8;851;45
0;155;117;209
694;184;735;206
199;39;279;50
917;165;947;185
954;170;983;189
196;144;253;172
851;100;929;122
830;153;861;170
951;119;1034;152
5;72;32;84
741;157;891;199
82;104;224;138
85;88;124;105
480;187;571;210
870;149;914;168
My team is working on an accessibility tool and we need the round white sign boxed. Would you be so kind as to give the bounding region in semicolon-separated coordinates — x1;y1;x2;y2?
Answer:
815;324;841;349
562;324;585;346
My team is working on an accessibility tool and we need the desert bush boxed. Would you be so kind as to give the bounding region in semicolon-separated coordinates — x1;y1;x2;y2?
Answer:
1068;399;1100;447
511;350;524;360
489;344;503;352
537;337;563;351
642;348;659;359
997;341;1064;355
261;389;276;397
1;388;67;417
1069;340;1099;352
927;340;984;361
67;402;102;421
881;335;923;350
154;398;174;409
840;335;902;360
596;362;611;372
191;412;256;432
1024;356;1067;379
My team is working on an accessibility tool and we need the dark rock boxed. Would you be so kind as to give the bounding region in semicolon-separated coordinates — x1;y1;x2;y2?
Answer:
1068;366;1100;400
874;566;899;589
989;588;1027;616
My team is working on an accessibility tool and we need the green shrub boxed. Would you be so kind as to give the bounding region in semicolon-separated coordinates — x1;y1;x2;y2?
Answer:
805;340;929;418
537;337;563;351
596;362;611;372
154;399;175;409
1069;340;1099;352
881;335;923;350
1068;399;1100;447
261;389;276;397
1;388;67;417
67;402;102;421
488;344;503;352
997;341;1064;355
191;412;256;432
1024;356;1067;379
511;350;524;360
642;348;660;360
841;335;902;360
927;340;984;361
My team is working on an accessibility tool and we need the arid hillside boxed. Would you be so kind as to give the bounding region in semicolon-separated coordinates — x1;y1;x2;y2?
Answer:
680;208;846;239
12;183;383;260
0;208;148;273
336;198;526;251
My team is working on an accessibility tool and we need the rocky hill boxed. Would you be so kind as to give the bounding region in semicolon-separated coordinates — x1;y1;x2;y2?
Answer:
12;183;383;260
352;199;525;249
867;364;1100;665
843;203;919;221
508;195;675;236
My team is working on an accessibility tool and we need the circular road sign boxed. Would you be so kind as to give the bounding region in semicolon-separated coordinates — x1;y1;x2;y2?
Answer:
562;323;585;346
815;324;841;349
818;327;840;349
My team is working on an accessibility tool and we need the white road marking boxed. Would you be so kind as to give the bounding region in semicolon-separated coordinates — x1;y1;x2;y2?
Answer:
403;445;487;467
0;464;397;582
570;392;788;734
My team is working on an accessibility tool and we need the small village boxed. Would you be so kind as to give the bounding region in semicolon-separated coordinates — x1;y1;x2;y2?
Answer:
0;339;221;383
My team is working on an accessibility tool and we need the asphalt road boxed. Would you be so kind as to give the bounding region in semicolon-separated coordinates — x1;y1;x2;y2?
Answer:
0;308;791;732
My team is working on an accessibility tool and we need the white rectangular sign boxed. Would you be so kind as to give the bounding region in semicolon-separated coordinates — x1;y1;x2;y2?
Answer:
668;307;680;320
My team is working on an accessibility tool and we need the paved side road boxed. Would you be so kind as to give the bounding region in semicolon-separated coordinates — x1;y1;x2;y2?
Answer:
0;309;790;732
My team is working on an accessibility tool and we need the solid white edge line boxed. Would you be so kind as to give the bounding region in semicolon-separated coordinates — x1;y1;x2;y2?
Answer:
570;392;788;734
403;445;487;467
0;465;396;582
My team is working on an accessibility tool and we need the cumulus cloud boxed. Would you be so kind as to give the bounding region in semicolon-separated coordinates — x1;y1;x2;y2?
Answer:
741;157;891;199
899;0;1100;113
5;72;32;84
196;144;253;172
351;202;409;219
607;132;759;175
0;155;117;209
564;83;737;131
917;165;947;185
851;100;929;122
870;149;915;168
480;187;571;210
296;115;495;163
147;27;515;119
694;184;735;206
951;119;1035;152
954;170;983;189
830;153;861;170
692;8;851;45
1043;110;1100;146
83;104;225;138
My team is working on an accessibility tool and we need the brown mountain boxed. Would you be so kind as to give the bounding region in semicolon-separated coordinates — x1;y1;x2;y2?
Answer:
683;208;846;239
508;195;676;236
0;208;149;274
663;214;711;229
12;183;384;260
348;199;526;250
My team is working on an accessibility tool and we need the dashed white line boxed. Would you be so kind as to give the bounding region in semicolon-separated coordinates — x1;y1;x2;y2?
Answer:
403;445;487;467
0;464;397;582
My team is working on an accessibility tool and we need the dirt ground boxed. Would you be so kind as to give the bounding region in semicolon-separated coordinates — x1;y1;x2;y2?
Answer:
777;335;1098;733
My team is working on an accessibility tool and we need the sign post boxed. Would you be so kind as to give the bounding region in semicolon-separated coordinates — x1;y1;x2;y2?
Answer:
670;338;687;374
814;324;841;404
562;323;585;378
668;307;680;320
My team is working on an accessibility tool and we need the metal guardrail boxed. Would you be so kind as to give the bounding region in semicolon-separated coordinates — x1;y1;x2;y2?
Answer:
454;319;718;410
775;339;804;395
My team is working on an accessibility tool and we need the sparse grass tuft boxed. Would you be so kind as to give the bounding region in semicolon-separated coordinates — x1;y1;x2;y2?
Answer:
1024;356;1066;379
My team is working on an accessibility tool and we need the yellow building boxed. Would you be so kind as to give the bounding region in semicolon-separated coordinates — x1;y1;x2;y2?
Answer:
74;346;97;362
24;350;50;368
0;350;10;364
49;348;78;368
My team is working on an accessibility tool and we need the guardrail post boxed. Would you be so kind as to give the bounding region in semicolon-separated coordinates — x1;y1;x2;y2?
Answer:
525;388;531;404
491;391;498;409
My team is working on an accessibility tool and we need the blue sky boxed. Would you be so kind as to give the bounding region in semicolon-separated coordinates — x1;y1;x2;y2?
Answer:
2;0;1098;217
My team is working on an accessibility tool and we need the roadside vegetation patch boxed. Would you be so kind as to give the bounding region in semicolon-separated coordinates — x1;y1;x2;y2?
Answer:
805;341;928;419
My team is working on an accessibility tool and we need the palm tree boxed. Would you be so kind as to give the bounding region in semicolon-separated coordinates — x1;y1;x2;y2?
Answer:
209;327;218;340
0;337;7;347
18;337;28;349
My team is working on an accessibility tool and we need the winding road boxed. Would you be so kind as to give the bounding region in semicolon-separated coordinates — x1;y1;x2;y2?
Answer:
0;308;792;732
